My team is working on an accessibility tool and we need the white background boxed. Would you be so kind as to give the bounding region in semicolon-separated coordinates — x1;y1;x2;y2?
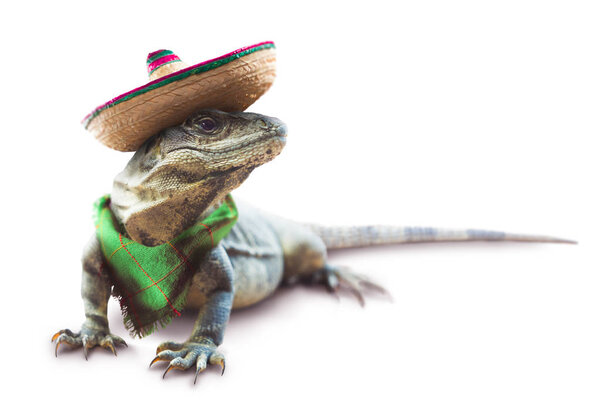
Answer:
1;1;598;398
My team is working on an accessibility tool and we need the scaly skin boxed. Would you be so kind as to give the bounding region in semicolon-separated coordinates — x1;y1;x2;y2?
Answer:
53;110;289;380
53;109;573;383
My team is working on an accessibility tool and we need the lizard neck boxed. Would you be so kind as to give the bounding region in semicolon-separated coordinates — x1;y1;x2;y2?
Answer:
110;169;249;247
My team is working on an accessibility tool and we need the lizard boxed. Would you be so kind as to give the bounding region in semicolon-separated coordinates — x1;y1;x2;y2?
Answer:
51;109;574;383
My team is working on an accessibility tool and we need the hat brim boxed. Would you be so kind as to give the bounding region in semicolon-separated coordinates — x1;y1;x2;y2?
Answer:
83;42;276;152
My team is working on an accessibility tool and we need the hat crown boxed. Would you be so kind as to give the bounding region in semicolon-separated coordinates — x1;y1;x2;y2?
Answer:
146;49;187;80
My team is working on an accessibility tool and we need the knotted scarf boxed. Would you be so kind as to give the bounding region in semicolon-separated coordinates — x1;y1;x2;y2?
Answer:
93;194;238;337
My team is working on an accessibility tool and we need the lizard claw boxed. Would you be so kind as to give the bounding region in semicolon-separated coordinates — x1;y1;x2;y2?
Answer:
193;353;208;384
112;336;127;348
51;327;127;359
163;365;176;379
101;337;117;356
209;352;226;376
311;264;390;306
346;281;366;307
163;364;176;379
150;338;225;382
82;336;90;360
53;330;82;357
149;355;161;368
51;329;74;343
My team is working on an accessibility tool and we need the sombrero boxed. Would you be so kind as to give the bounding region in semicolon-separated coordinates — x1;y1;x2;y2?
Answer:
83;41;276;151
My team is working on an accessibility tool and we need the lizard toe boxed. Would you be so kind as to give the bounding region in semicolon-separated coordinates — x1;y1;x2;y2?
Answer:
209;351;226;376
100;336;117;356
151;339;226;382
311;264;390;306
53;331;83;356
52;327;126;359
152;349;187;364
156;341;184;353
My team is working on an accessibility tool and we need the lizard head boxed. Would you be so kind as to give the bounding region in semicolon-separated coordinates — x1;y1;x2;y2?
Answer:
110;109;287;246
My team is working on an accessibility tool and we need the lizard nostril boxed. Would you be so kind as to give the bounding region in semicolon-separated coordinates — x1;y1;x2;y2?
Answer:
275;123;287;137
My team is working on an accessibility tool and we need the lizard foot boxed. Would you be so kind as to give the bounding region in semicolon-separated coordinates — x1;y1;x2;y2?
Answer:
150;337;225;383
310;264;389;306
51;326;127;359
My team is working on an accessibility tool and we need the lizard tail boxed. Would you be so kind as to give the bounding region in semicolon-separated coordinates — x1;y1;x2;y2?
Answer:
305;225;576;250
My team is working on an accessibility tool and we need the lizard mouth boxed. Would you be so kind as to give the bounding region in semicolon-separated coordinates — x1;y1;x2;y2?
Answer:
168;128;286;156
273;122;287;137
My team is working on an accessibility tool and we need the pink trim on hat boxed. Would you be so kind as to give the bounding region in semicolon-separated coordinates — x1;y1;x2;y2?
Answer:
147;54;181;75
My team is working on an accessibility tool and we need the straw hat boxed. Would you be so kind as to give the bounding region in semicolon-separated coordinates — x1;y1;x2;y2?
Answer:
83;41;276;151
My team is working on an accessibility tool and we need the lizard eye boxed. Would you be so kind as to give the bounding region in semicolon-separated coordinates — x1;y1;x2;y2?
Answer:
198;117;217;133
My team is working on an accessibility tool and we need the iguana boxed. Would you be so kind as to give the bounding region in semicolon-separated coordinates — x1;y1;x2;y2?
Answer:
52;109;573;383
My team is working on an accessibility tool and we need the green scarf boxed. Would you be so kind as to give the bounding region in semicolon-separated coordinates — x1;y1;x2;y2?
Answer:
93;195;238;338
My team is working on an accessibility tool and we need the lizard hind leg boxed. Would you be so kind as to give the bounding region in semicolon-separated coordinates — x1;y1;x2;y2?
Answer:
274;222;389;305
306;264;390;307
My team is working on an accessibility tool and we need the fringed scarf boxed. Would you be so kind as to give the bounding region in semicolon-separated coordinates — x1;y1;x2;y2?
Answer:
93;194;238;337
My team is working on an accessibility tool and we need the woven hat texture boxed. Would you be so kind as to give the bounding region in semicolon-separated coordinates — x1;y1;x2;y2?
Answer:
83;42;276;151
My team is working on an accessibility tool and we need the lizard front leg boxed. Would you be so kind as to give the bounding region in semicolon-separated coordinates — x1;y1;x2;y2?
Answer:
150;244;233;383
52;235;126;358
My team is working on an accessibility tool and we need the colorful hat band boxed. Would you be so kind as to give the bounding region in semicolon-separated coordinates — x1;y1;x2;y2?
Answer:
147;50;183;76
